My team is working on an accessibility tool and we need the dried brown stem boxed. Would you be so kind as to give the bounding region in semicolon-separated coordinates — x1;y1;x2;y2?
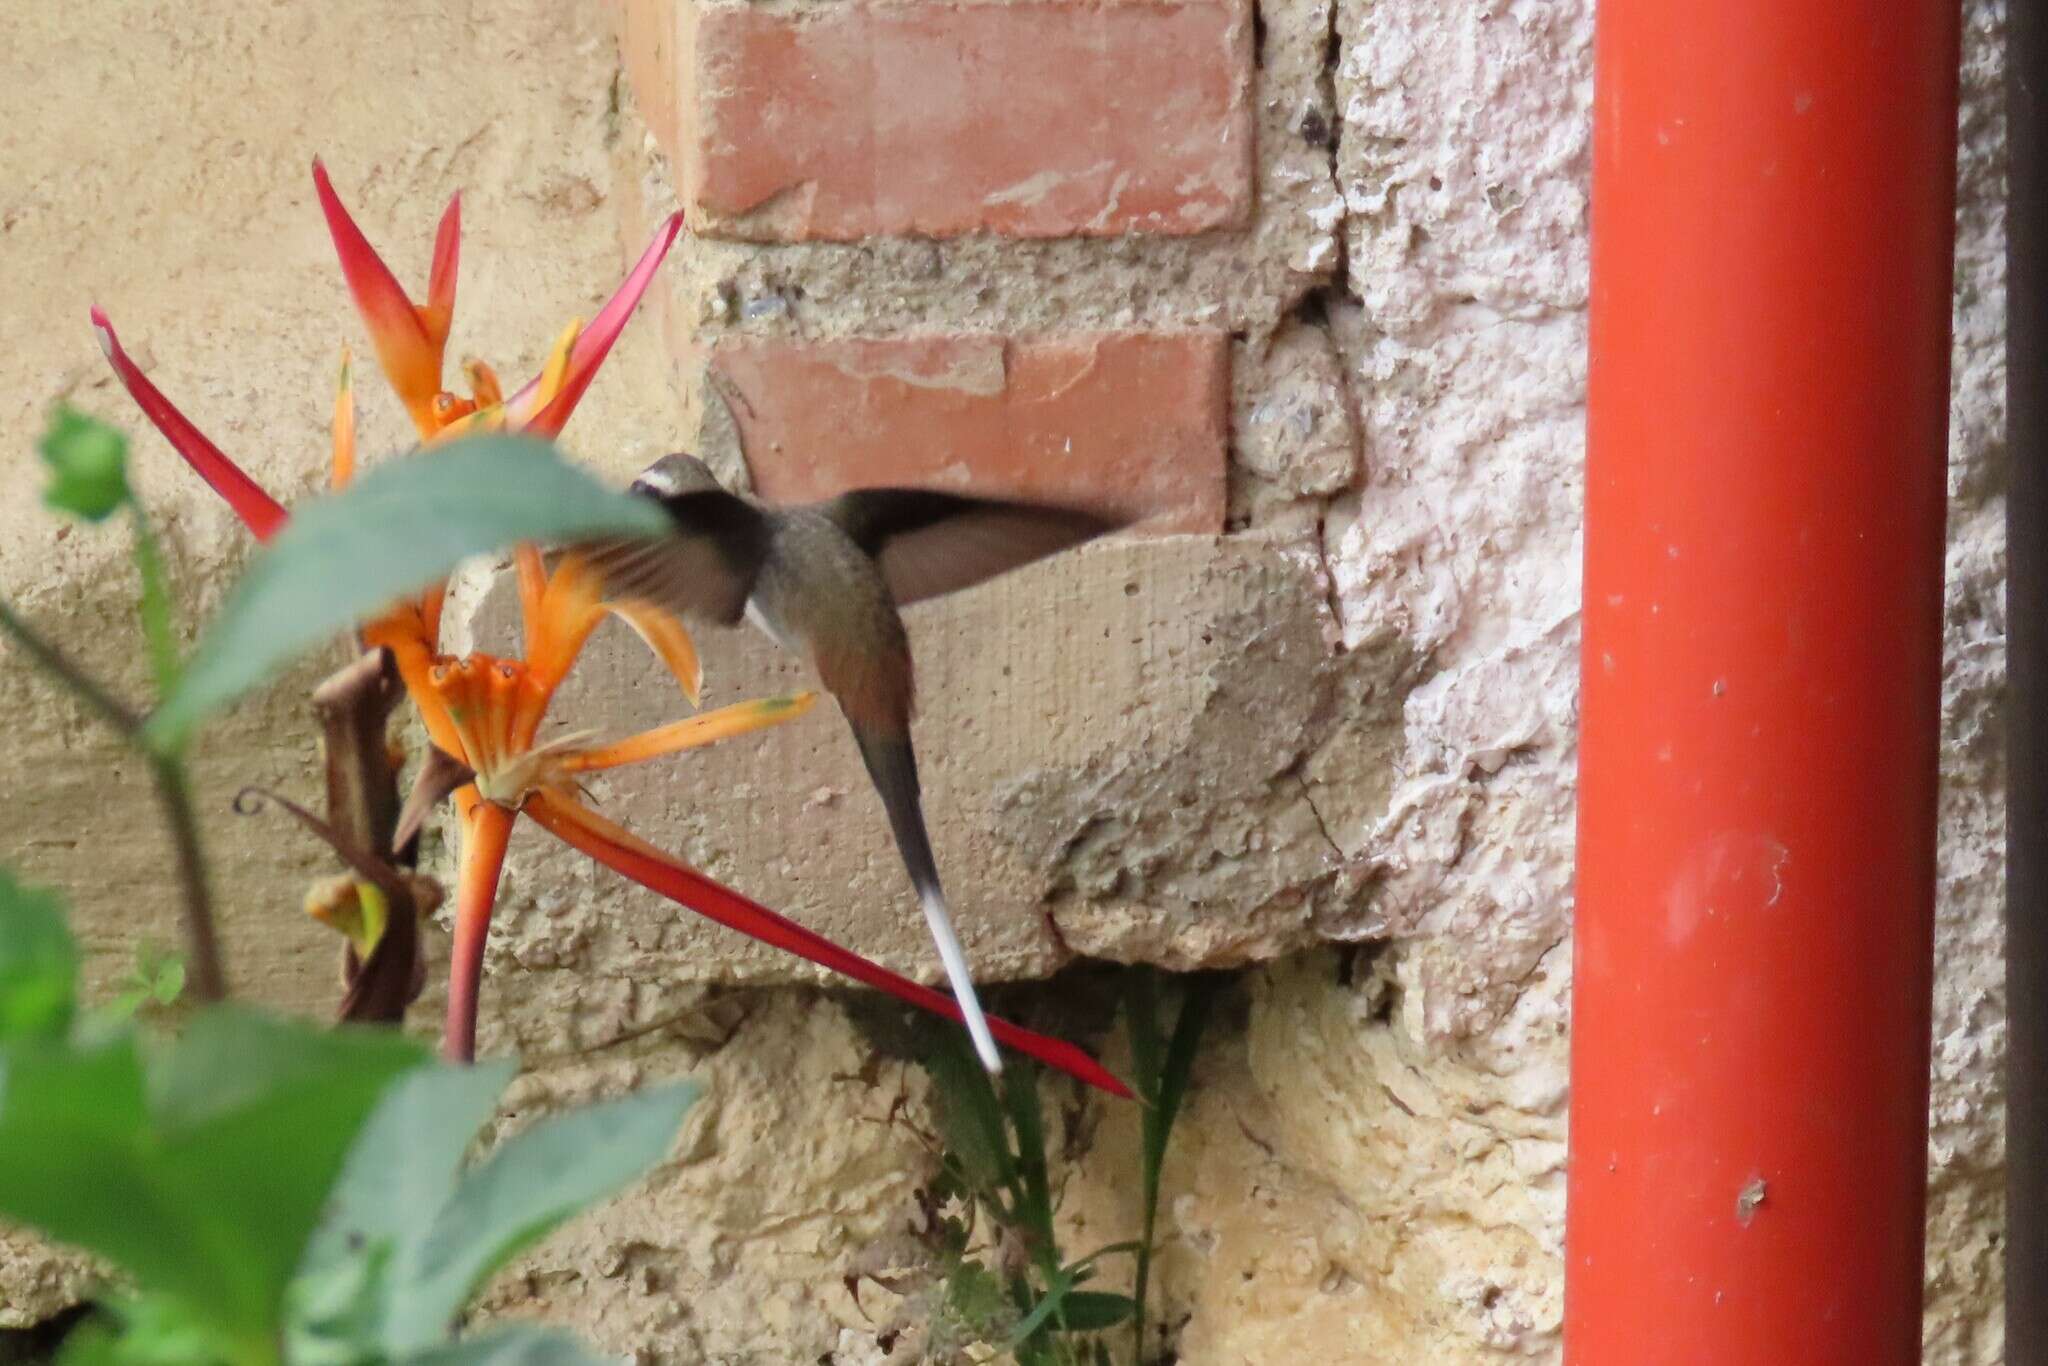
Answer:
271;647;448;1026
312;647;406;861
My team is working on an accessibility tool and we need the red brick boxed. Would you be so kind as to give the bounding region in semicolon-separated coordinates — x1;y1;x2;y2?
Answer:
621;0;1254;242
707;331;1227;533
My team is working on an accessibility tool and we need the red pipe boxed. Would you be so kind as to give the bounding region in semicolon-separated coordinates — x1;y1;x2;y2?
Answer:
1568;3;1961;1361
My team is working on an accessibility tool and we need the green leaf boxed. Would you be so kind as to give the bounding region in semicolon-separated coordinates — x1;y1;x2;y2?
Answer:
401;1327;615;1366
0;1040;274;1354
1151;979;1215;1172
86;947;187;1032
299;1060;517;1291
39;407;132;522
55;1297;232;1366
1062;1241;1144;1278
285;1240;391;1366
1011;1279;1133;1346
381;1082;700;1351
1127;971;1218;1366
941;1259;1008;1339
146;435;671;749
150;1013;425;1344
1047;1292;1135;1333
1125;971;1164;1103
924;1031;1015;1202
151;955;186;1006
1009;1276;1133;1346
0;1008;424;1353
999;1066;1056;1263
1008;1271;1075;1346
147;1006;423;1129
0;1039;156;1269
0;870;77;1043
95;989;152;1027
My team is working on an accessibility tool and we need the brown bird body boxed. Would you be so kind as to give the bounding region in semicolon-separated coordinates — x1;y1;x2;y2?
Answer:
580;454;1120;1074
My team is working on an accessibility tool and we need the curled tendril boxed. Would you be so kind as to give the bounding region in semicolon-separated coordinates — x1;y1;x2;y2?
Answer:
234;784;413;907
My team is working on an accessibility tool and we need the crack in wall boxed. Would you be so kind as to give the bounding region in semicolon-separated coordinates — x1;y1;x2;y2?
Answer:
1294;769;1343;863
1232;0;1364;645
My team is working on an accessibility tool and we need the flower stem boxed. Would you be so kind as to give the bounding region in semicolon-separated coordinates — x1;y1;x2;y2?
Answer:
0;596;226;1001
444;795;515;1062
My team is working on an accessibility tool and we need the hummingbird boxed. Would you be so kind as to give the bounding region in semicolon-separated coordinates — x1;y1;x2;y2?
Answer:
576;453;1122;1075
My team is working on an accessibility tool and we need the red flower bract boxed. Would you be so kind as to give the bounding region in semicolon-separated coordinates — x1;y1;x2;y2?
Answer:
92;160;1129;1098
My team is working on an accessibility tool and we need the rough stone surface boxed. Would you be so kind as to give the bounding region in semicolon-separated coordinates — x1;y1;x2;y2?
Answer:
0;0;2012;1363
1922;5;2010;1361
631;0;1256;241
453;535;1380;1024
711;331;1229;533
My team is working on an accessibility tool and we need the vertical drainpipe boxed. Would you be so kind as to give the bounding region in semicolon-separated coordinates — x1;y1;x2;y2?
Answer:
1567;2;1962;1361
2010;0;2048;1346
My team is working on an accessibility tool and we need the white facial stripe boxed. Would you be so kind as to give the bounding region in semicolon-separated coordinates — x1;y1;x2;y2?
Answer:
631;464;684;498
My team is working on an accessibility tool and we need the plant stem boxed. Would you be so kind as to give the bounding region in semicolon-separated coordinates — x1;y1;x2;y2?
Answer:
444;797;515;1062
0;597;225;1001
127;502;182;696
1126;971;1163;1366
150;753;226;1003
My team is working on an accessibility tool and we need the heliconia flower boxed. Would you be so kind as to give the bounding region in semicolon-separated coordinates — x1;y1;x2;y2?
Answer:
312;156;683;448
312;160;460;435
401;573;819;1062
90;162;1129;1097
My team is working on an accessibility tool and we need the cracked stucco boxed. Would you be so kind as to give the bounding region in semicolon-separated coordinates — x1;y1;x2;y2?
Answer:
0;0;2011;1362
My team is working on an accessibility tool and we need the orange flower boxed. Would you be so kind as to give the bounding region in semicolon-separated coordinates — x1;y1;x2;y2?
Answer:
91;161;1128;1096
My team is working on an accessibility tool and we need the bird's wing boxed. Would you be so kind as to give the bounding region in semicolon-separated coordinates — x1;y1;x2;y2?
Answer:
818;489;1123;607
572;488;768;626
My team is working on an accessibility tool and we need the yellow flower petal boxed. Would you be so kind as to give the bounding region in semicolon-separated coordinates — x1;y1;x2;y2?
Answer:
603;598;704;708
305;874;388;959
515;545;548;658
527;784;693;865
485;657;519;775
505;319;582;428
368;625;466;761
436;658;497;777
421;582;447;649
330;348;356;491
563;692;817;773
524;554;605;691
505;555;605;751
465;358;503;409
424;402;506;448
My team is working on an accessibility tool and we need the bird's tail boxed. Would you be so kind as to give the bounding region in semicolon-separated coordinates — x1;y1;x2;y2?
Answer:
853;725;1003;1076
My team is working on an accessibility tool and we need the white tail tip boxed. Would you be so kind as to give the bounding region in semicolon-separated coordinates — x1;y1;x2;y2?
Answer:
919;888;1002;1075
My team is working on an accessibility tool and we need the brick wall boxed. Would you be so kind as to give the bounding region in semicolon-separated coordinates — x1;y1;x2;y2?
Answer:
613;0;1344;545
